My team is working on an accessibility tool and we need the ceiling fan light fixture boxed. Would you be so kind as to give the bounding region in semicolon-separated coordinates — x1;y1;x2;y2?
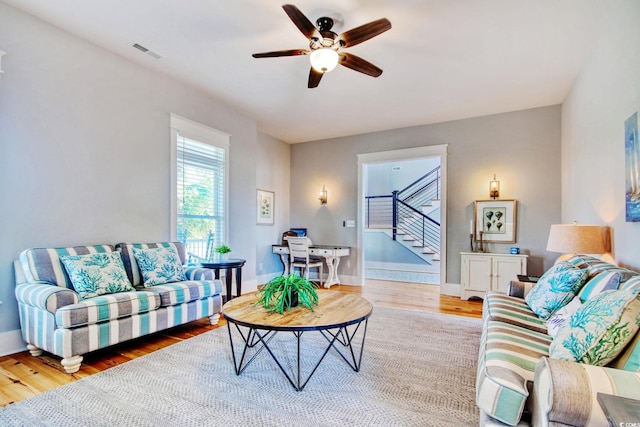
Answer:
310;48;338;73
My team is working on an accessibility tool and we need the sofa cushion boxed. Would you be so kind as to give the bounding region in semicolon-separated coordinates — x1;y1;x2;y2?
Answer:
565;255;617;277
483;292;548;334
576;270;622;302
117;242;186;287
55;291;161;328
60;252;135;300
549;289;640;366
621;276;640;291
142;280;223;307
19;245;115;289
132;246;186;286
477;320;552;425
525;263;588;320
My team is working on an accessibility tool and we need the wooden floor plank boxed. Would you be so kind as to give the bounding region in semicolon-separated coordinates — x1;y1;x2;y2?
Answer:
0;280;482;408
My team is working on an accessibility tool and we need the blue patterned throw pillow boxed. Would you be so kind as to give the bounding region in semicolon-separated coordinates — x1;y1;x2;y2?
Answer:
132;246;186;286
60;252;135;299
525;263;588;320
549;289;640;366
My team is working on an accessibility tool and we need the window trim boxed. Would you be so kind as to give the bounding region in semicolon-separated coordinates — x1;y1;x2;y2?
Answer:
169;113;230;243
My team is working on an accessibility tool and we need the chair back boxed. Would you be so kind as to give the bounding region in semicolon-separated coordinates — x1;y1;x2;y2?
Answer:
286;236;311;263
281;230;298;245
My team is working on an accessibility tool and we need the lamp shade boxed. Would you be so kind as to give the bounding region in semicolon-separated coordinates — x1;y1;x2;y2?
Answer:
546;223;605;255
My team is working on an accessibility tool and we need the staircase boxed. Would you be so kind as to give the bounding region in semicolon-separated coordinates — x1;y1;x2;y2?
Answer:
365;166;441;264
396;199;440;262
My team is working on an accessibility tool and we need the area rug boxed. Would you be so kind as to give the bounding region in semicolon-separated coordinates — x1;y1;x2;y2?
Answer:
0;307;482;426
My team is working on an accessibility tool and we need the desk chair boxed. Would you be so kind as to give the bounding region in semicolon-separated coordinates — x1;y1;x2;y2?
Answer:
286;236;323;285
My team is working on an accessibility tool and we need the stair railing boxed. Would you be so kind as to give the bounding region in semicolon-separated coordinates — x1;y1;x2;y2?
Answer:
364;165;441;256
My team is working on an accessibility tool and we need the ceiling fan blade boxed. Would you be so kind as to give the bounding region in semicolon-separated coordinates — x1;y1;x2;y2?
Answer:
338;18;391;48
282;4;320;40
308;67;323;88
339;53;383;77
252;49;309;58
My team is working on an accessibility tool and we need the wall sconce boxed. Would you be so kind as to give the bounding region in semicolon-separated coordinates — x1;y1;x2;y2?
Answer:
318;185;328;205
489;174;500;199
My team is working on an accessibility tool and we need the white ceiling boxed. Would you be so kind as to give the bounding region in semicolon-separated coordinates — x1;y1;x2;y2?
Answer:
4;0;613;143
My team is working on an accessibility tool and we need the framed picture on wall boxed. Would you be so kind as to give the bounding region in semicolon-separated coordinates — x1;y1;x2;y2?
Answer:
625;111;640;222
474;199;517;243
257;189;275;225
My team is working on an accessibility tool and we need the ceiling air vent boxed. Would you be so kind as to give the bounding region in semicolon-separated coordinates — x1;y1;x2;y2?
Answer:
131;43;162;60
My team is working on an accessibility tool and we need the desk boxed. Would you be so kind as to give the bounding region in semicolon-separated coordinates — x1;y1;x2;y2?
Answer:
272;245;350;288
200;258;246;301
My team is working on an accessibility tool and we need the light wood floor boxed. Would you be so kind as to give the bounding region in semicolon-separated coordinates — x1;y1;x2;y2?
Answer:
0;280;482;408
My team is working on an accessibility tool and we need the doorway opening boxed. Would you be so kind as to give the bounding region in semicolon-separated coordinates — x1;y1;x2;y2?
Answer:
357;145;448;289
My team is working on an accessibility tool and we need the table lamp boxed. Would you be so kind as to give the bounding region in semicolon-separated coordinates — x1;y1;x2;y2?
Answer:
546;222;605;263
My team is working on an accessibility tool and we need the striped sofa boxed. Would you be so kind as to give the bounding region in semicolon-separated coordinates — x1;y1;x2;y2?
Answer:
477;255;640;426
14;242;223;374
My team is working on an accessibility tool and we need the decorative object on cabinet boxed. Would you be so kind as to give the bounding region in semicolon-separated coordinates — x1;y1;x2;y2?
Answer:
319;185;328;205
469;229;485;253
256;189;275;225
474;199;516;243
546;221;605;262
460;252;527;300
489;174;500;199
625;111;640;222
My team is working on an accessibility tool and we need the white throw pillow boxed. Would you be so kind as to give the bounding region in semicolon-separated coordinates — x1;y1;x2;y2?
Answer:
546;296;583;337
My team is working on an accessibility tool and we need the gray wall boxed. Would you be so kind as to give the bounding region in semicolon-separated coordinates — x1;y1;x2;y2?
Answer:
0;3;269;341
291;105;562;285
256;131;291;279
561;0;640;271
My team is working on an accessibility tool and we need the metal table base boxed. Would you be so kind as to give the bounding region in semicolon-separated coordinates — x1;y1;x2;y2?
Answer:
226;319;369;391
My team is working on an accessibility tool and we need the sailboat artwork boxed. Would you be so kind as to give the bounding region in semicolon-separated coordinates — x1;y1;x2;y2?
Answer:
626;111;640;222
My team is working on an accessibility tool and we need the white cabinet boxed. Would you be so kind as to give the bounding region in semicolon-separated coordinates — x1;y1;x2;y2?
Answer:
460;252;528;300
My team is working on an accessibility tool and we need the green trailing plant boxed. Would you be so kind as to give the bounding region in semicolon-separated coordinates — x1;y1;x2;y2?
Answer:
256;274;319;314
214;244;232;255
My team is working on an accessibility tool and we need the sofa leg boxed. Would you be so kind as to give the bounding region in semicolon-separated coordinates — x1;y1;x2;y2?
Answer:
209;313;221;325
27;344;43;357
61;355;83;374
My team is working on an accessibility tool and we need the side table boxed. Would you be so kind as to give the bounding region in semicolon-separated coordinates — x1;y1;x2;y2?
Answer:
597;392;640;427
201;258;246;301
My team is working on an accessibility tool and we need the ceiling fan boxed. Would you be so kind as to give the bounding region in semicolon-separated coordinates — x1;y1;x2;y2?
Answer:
252;4;391;88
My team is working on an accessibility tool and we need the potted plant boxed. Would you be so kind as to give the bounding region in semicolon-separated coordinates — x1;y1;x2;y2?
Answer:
256;274;319;314
214;244;231;259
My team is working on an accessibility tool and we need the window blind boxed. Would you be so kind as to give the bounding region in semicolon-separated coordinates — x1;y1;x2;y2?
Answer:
177;134;225;259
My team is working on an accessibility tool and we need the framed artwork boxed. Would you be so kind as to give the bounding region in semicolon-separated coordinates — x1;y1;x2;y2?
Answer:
257;189;274;225
474;199;517;243
625;111;640;222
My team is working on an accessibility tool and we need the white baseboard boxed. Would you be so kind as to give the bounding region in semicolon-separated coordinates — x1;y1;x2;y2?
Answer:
337;275;360;286
0;329;26;356
440;282;461;297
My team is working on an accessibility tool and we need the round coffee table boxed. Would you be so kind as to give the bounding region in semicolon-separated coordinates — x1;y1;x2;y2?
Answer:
222;290;373;391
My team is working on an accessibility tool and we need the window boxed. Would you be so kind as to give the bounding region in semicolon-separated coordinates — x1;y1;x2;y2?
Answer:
170;114;229;260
